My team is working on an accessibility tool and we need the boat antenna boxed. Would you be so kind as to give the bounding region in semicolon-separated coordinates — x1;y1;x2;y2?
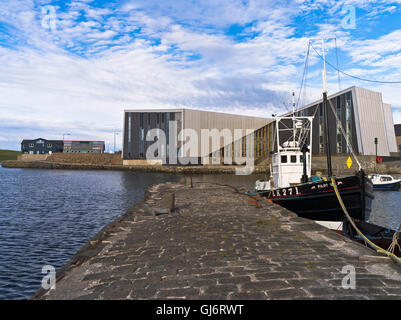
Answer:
292;91;296;146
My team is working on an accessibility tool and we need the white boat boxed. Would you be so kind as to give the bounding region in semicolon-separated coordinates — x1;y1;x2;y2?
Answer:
367;174;401;191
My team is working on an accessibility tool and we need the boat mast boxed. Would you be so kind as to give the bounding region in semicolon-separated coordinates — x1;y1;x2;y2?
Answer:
321;39;332;177
311;38;333;177
292;91;296;146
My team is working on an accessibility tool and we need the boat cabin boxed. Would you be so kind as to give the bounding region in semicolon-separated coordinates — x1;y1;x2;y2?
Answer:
272;141;311;188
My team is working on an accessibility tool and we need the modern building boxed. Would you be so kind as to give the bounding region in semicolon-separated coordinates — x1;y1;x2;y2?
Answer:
63;140;105;153
395;124;401;153
294;86;397;156
122;108;272;165
21;138;64;154
122;86;398;166
219;86;398;161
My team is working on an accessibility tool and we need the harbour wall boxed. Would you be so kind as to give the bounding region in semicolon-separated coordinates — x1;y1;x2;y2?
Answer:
3;154;400;175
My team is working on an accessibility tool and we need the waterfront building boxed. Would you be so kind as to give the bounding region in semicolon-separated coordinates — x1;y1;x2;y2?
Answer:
395;124;401;153
220;86;398;162
63;141;105;153
287;86;397;157
122;86;398;166
21;138;64;154
122;108;272;165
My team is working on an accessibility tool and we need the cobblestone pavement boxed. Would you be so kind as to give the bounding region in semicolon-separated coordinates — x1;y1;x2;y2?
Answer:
33;181;401;300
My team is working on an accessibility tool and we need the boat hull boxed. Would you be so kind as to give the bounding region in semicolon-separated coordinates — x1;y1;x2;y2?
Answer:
372;181;400;191
258;172;374;222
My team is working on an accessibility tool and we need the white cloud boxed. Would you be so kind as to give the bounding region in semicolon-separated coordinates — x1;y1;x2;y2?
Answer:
0;0;400;151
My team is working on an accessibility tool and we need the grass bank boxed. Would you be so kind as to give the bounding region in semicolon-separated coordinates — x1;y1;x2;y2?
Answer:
0;150;21;162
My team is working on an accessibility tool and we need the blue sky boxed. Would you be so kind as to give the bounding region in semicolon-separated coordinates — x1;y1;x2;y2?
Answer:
1;0;401;151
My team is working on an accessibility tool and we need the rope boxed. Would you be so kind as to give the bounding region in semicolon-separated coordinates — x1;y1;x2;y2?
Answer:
311;44;401;84
296;43;311;109
387;223;401;255
334;38;341;91
331;176;401;267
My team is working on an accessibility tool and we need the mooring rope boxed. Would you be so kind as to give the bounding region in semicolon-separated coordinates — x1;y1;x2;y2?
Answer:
331;176;401;267
387;223;401;255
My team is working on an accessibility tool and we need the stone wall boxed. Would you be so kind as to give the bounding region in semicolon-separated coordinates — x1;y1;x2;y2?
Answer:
47;153;123;165
18;154;49;161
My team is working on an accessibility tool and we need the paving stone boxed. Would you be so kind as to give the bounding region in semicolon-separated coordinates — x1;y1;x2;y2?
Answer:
34;182;401;300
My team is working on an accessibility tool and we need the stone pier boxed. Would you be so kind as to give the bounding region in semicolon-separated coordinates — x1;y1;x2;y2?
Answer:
33;181;401;300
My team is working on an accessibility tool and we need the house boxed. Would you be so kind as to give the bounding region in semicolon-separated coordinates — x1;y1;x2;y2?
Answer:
21;138;64;154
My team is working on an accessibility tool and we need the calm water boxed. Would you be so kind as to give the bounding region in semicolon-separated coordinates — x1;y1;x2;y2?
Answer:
0;166;399;299
0;166;183;300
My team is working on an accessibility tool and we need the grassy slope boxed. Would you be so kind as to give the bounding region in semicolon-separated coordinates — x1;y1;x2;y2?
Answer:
0;150;21;162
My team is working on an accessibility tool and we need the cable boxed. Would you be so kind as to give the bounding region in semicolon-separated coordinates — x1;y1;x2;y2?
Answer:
311;44;401;84
296;43;311;109
334;38;341;91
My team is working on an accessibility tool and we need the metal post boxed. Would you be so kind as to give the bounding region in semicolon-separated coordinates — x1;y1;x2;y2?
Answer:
375;137;378;163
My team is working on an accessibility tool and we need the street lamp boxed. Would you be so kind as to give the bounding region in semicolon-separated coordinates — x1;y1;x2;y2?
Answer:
114;132;119;153
62;133;71;140
374;137;378;163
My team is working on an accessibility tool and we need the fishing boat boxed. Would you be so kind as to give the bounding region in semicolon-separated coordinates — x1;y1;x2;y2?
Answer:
254;115;374;223
255;38;374;226
368;174;401;191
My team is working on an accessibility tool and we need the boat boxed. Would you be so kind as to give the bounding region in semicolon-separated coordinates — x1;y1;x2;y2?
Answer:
368;174;401;191
254;115;374;223
255;38;374;226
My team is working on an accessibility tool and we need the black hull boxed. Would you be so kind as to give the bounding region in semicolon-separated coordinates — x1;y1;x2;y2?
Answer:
373;182;400;191
258;172;374;222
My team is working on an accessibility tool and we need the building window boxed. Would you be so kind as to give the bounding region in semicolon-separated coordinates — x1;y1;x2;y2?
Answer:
281;155;287;163
47;144;52;148
139;128;144;156
336;97;342;153
290;155;297;163
29;143;34;148
140;113;144;128
128;113;132;143
345;92;352;153
319;103;324;154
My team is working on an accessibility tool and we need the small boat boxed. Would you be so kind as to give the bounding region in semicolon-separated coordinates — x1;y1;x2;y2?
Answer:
343;220;401;257
368;174;401;191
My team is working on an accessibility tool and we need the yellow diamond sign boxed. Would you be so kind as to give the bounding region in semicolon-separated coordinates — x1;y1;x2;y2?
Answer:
346;156;353;169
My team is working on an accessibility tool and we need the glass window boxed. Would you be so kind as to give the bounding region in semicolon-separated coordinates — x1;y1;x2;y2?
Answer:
140;113;144;127
128;113;132;143
281;155;287;163
291;155;297;163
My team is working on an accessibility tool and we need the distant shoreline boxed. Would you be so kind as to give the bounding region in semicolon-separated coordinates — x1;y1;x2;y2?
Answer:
2;159;401;175
1;160;270;174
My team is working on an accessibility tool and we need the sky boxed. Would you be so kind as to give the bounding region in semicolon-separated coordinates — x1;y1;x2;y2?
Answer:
1;0;401;151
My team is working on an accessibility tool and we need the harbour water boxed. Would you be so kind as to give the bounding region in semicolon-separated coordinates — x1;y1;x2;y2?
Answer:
0;165;399;299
